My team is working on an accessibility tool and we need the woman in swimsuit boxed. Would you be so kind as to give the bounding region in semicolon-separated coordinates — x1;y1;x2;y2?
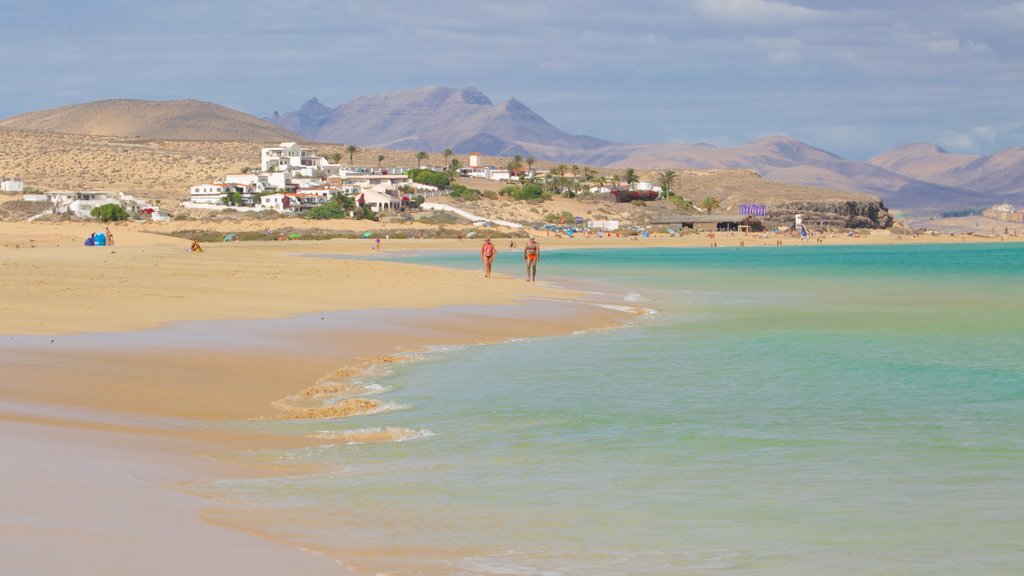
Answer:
480;237;496;278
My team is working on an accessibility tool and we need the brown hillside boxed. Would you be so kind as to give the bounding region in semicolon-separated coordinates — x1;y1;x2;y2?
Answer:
0;128;530;203
0;127;888;227
0;99;300;142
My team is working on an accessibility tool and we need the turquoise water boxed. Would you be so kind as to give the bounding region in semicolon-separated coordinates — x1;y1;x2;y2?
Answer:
212;244;1024;575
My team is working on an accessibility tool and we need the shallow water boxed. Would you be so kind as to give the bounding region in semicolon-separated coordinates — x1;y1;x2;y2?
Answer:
207;243;1024;575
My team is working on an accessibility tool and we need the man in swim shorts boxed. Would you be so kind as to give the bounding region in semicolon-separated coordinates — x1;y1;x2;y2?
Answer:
480;237;496;278
524;237;540;281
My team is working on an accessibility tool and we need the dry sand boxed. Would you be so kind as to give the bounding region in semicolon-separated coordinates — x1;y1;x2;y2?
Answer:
1;219;1016;575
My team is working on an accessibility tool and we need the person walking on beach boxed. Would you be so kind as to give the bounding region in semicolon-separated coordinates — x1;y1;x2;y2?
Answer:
524;237;540;281
481;237;496;278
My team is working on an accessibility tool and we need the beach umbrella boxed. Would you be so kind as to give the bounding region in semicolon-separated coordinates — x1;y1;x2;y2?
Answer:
361;231;373;238
290;233;301;239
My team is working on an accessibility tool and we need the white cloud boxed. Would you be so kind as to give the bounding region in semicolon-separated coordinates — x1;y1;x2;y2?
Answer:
745;35;805;64
983;2;1024;29
925;37;992;56
971;126;997;144
939;132;981;153
690;0;825;27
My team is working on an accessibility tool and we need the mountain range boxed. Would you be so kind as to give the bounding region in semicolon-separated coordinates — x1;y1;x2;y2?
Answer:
1;88;1020;214
269;86;1024;213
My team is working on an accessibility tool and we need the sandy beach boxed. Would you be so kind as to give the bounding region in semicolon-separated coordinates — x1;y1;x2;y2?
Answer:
1;219;1019;575
0;219;636;575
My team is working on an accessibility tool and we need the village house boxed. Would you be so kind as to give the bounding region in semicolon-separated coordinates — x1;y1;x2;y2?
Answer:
225;173;272;192
188;182;257;206
259;192;329;213
185;142;441;215
983;202;1023;223
356;186;403;213
1;176;24;193
260;142;327;173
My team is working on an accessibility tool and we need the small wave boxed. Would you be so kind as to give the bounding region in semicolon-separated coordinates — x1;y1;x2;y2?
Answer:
291;381;389;399
312;427;436;444
623;291;645;302
595;303;656;316
277;399;407;420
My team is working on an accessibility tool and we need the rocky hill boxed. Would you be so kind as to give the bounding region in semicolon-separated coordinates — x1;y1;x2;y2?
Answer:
0;99;300;142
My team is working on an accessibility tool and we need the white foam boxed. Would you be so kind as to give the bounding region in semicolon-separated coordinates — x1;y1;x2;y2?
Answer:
312;427;436;445
623;290;645;302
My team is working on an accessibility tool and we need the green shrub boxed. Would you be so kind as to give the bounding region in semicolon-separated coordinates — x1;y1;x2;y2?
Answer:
449;184;481;200
305;200;349;220
668;196;694;211
512;183;545;200
406;169;450;188
91;204;129;222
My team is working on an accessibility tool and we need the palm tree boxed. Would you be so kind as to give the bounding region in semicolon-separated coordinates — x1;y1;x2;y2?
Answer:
656;169;677;198
416;151;428;168
699;196;721;214
377;154;385;170
525;156;536;173
328;152;343;164
624;168;639;190
447;158;462;182
571;164;580;179
346;144;359;165
332;192;357;214
442;147;454;168
505;159;519;177
582;167;597;192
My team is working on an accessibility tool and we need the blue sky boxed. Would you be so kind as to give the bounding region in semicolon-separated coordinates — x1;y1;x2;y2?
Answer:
2;0;1021;159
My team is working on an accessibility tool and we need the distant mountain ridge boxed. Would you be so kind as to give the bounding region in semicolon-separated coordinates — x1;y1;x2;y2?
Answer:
270;86;1024;212
2;91;1020;214
268;86;612;159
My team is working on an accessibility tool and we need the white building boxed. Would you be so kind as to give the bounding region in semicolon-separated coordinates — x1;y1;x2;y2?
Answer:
356;186;403;213
259;192;329;213
225;173;270;191
189;183;256;206
49;191;122;218
1;177;24;193
261;142;327;173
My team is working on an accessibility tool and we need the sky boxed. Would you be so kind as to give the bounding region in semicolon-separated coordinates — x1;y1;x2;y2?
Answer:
2;0;1022;159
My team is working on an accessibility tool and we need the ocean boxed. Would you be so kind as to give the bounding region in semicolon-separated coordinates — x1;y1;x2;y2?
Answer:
205;243;1024;575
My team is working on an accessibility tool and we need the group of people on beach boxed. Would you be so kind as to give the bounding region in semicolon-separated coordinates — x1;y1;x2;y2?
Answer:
481;236;540;281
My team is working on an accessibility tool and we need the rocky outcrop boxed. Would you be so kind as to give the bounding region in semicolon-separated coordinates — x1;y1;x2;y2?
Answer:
765;199;893;229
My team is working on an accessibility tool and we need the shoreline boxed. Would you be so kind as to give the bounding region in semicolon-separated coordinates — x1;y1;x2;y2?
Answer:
1;220;1018;575
0;222;637;574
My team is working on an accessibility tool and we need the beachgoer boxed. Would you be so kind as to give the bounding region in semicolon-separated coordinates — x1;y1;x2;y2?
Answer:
189;239;204;253
481;237;496;278
375;237;381;251
524;237;540;281
105;227;114;246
